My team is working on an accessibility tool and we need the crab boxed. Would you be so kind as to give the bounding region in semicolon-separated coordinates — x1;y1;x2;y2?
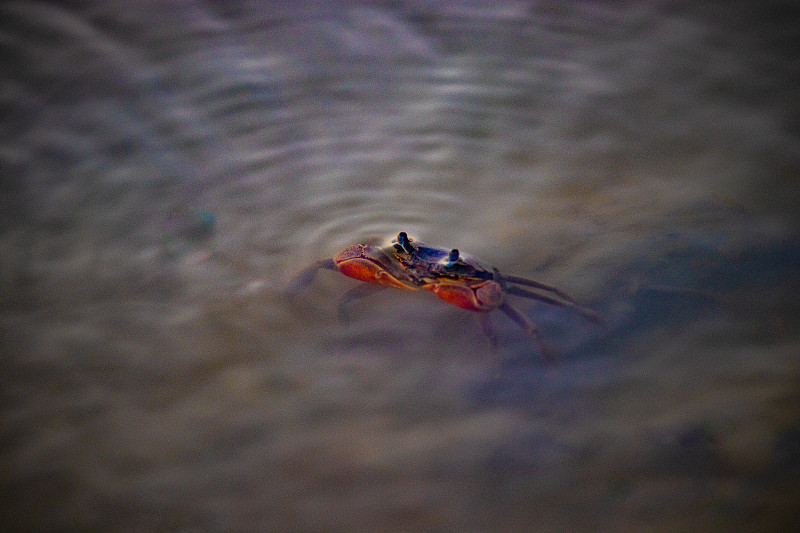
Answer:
289;232;601;362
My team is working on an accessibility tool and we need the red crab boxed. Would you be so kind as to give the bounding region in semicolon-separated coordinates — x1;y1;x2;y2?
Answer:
290;232;601;362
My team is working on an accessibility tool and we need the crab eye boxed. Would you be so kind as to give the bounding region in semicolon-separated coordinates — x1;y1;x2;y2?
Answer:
397;232;415;253
445;249;460;267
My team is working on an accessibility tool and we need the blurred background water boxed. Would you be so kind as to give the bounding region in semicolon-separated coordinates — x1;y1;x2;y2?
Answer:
2;1;799;531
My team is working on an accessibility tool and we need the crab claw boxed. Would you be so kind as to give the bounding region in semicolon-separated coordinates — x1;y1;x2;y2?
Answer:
333;244;413;290
423;279;504;312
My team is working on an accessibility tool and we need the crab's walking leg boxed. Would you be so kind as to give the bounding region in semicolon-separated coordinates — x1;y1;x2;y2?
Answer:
287;258;336;296
504;286;603;323
477;313;504;375
496;272;582;305
499;302;556;363
477;313;498;350
338;283;388;323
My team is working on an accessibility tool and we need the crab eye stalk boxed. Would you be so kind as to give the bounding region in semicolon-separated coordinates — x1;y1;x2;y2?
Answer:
445;249;460;268
397;232;415;253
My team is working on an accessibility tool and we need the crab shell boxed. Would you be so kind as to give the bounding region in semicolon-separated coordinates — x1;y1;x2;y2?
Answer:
332;243;505;312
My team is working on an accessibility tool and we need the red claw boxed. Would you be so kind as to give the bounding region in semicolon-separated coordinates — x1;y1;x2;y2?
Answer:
423;280;504;312
334;245;413;290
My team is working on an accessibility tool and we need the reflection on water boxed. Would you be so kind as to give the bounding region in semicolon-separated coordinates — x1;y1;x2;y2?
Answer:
2;1;799;531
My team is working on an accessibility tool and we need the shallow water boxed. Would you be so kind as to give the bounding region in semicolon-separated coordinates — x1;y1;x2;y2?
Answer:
2;1;799;531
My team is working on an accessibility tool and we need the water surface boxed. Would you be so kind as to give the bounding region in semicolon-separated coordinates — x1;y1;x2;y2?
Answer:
2;1;799;531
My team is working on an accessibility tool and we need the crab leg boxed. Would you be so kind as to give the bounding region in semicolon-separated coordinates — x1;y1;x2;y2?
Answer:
477;313;506;375
477;312;498;350
504;285;603;323
499;302;556;363
287;258;336;295
495;272;582;304
338;283;388;322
